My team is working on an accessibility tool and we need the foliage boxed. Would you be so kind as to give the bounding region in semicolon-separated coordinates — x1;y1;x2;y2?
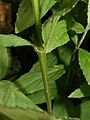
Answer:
0;0;90;119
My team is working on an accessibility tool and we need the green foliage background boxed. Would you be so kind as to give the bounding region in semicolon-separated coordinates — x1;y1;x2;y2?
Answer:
0;0;90;119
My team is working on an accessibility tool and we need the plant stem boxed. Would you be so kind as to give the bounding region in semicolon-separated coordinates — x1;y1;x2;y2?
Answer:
70;25;90;63
66;25;90;88
32;0;52;114
38;50;52;115
32;0;42;47
77;25;89;49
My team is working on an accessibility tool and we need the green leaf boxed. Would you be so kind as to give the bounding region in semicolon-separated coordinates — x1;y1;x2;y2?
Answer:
70;21;84;34
87;0;90;25
75;101;90;120
53;98;69;119
28;83;57;104
69;82;90;98
52;0;79;17
0;34;32;47
26;53;60;104
56;43;74;67
15;52;65;105
69;31;78;46
0;105;58;120
0;47;11;79
0;80;41;111
53;97;75;119
79;49;90;84
15;0;57;33
80;101;90;120
42;20;69;53
43;19;84;53
15;64;65;94
30;52;58;72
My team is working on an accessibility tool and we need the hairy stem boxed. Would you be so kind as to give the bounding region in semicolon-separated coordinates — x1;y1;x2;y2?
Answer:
32;0;52;114
32;0;42;47
38;50;52;114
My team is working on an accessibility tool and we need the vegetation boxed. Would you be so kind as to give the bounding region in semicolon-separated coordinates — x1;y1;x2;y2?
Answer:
0;0;90;119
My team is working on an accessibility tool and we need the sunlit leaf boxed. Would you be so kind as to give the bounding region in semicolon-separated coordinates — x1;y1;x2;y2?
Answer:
69;82;90;98
15;0;57;33
43;20;69;53
79;49;90;84
0;34;32;47
43;19;84;53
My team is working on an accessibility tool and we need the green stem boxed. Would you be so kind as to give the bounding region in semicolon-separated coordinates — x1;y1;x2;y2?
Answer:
70;25;90;63
77;25;89;49
32;0;52;114
38;50;52;115
66;25;89;88
32;0;42;47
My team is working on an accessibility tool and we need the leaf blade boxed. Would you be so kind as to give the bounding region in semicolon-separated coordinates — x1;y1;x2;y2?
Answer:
52;0;79;18
15;65;65;94
43;19;84;53
79;49;90;84
0;47;11;79
0;34;32;47
0;80;41;111
15;0;57;33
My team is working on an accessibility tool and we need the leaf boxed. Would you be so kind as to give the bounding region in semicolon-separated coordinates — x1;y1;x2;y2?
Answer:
69;21;84;34
15;53;65;105
56;43;74;67
0;34;32;47
0;47;11;79
80;101;90;120
42;19;84;53
87;0;90;25
52;0;79;17
69;82;90;98
53;97;75;119
69;31;78;46
53;98;69;119
79;49;90;84
75;101;90;120
28;83;57;104
30;52;58;72
15;65;65;94
0;80;41;111
15;0;57;33
42;20;69;53
69;88;84;98
25;53;61;104
0;105;58;120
